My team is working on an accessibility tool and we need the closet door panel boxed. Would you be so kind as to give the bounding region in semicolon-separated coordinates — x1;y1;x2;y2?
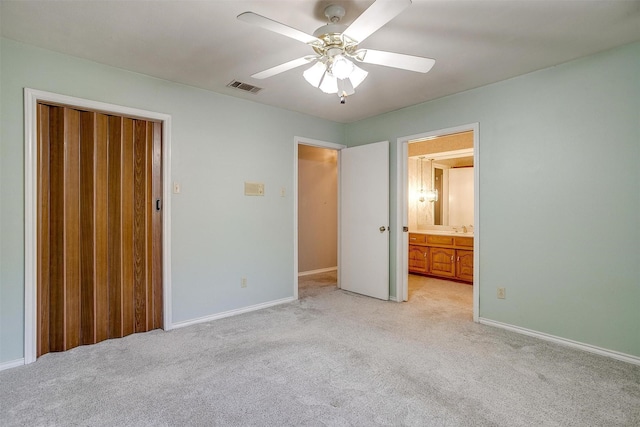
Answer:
48;106;66;351
152;122;163;329
37;104;163;357
108;116;124;339
63;107;82;351
79;112;110;345
80;111;98;345
133;120;150;332
37;104;51;357
121;118;135;337
94;113;110;343
47;107;82;351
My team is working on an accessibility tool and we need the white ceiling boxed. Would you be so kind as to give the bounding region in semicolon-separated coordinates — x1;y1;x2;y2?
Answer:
2;0;639;123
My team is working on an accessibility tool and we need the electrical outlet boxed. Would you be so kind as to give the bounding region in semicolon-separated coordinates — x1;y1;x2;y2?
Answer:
173;182;181;194
241;277;247;288
497;287;506;299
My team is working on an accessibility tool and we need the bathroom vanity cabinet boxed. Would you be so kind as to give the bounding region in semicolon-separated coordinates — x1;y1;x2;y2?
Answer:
408;233;474;283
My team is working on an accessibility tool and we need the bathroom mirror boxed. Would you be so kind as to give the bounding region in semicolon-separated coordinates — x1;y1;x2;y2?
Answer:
408;149;474;233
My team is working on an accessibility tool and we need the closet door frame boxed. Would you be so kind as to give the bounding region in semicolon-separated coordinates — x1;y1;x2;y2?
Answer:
24;88;173;365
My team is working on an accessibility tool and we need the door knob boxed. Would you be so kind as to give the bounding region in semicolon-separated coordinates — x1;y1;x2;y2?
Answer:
379;226;387;233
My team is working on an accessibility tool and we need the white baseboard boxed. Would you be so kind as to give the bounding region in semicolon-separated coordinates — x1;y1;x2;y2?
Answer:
298;267;337;277
172;296;296;330
479;317;640;366
0;358;25;371
389;295;399;302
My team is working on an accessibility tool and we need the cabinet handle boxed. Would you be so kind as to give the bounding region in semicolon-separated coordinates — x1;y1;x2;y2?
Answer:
451;255;454;262
457;256;460;262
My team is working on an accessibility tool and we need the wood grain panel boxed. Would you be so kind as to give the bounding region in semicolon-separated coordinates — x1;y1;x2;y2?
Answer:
37;104;51;357
426;235;454;246
145;123;154;330
48;106;66;352
121;118;135;337
457;250;474;282
94;113;110;343
133;120;149;332
454;236;474;248
408;233;426;244
152;121;163;329
80;112;97;345
37;104;163;357
64;107;82;351
78;112;110;345
108;116;123;339
429;247;456;277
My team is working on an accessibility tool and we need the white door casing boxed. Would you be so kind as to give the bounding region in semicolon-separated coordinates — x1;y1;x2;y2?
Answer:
23;88;173;365
397;123;479;321
339;141;390;300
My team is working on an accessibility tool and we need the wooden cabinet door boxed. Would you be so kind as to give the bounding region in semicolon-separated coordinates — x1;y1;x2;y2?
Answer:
429;247;456;278
456;250;474;282
409;245;428;274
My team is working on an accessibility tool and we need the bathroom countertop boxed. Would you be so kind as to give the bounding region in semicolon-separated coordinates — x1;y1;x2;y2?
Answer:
409;230;474;237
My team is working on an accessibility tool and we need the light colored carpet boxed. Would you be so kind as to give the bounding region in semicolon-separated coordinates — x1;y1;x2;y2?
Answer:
1;272;639;426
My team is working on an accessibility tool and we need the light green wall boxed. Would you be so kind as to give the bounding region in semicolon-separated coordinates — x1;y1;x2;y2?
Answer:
345;42;640;357
2;36;638;364
0;38;343;363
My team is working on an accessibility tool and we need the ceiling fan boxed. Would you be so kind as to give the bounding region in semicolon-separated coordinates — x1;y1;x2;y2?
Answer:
238;0;435;103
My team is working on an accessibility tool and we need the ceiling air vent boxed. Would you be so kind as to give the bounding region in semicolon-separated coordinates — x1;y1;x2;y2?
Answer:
227;80;263;94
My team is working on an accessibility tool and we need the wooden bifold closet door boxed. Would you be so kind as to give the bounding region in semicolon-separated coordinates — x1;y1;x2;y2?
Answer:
37;103;163;357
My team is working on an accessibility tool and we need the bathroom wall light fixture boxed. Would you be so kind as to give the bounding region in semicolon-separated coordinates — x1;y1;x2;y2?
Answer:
424;158;438;203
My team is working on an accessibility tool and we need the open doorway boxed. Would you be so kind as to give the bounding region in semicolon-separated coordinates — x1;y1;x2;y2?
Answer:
298;144;339;294
294;137;390;301
397;123;479;321
294;138;345;299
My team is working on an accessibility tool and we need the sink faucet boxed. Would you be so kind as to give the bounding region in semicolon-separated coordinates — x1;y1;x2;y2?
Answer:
461;225;467;233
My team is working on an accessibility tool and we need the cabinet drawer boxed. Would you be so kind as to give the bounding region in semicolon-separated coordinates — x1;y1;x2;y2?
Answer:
426;235;454;245
409;233;426;244
454;236;474;247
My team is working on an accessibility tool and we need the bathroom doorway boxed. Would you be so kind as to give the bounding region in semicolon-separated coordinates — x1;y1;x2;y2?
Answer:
397;123;479;321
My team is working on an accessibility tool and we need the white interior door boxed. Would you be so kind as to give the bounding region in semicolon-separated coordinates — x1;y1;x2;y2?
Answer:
340;141;389;300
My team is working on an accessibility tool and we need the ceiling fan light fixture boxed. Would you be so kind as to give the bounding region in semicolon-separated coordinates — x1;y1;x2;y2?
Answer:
303;61;326;87
348;63;368;89
331;55;354;79
319;72;338;94
239;1;435;101
337;77;355;97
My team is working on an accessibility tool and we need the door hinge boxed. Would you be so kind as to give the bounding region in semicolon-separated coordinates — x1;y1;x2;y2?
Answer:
403;226;409;232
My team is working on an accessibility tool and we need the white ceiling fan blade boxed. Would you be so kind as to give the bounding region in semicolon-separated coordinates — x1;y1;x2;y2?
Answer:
344;0;411;43
356;49;435;73
251;57;314;79
238;12;322;46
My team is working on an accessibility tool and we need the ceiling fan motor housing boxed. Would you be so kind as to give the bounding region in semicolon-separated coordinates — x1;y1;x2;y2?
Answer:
324;4;346;22
311;4;359;57
312;26;358;56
